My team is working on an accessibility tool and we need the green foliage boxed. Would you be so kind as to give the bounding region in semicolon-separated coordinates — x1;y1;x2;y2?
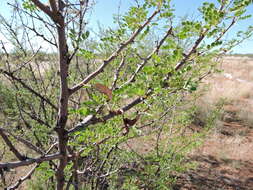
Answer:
0;81;17;117
77;49;95;59
29;162;55;190
22;0;37;11
123;6;148;31
69;29;90;48
1;0;253;189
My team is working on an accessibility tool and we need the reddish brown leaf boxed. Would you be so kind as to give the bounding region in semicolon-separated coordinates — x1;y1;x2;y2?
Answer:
122;114;140;135
94;83;113;100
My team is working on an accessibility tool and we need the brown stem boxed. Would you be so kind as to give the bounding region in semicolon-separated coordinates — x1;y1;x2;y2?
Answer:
6;143;58;190
30;0;55;21
0;153;64;170
68;89;152;134
54;3;70;189
0;127;44;155
49;0;58;13
0;128;25;161
0;69;57;110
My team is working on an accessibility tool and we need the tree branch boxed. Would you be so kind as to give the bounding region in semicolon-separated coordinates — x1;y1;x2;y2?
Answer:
0;128;25;161
68;89;152;134
0;127;44;155
111;55;126;90
0;69;58;110
69;9;160;95
30;0;54;19
6;165;37;190
0;153;65;170
122;27;173;87
6;143;58;190
49;0;58;13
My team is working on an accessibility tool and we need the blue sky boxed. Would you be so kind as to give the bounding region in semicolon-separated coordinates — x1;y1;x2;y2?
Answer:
1;0;253;53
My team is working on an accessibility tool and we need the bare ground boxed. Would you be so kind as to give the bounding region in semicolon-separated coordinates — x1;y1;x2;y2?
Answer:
174;120;253;190
173;56;253;190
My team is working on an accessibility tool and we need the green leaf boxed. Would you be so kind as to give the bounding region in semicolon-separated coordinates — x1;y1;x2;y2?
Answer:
77;49;95;59
82;31;90;40
143;66;155;74
77;107;92;116
22;0;37;11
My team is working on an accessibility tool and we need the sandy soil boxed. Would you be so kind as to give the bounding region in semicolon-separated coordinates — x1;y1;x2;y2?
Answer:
173;56;253;190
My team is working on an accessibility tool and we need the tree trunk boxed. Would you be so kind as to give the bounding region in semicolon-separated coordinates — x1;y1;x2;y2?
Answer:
55;10;70;190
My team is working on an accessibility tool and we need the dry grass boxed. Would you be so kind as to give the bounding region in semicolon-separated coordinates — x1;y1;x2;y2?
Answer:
196;122;253;161
197;56;253;126
221;56;253;81
195;55;253;161
174;56;253;190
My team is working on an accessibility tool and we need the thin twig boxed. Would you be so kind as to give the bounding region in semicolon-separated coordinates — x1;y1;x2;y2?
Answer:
6;143;58;190
111;55;126;90
0;153;65;170
0;127;44;155
69;9;161;94
0;128;25;161
0;68;58;110
121;27;173;87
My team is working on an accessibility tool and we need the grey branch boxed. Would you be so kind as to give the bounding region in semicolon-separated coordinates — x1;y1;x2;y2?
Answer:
6;143;58;190
68;89;152;134
69;9;161;95
0;153;65;170
122;27;173;87
111;55;126;90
